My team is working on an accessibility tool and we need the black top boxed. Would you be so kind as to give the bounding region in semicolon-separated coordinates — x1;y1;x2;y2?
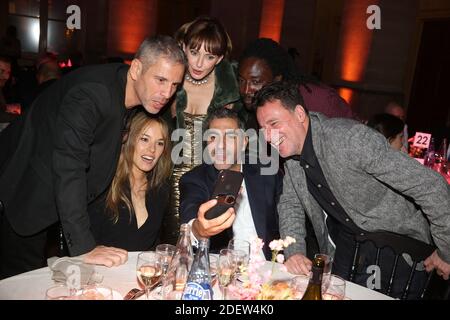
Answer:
291;122;364;241
88;182;172;251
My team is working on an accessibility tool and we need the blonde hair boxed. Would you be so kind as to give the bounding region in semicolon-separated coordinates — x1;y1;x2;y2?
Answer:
105;112;172;223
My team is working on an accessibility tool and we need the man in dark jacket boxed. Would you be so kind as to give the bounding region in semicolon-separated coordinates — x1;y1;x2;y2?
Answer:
0;36;185;279
179;108;281;259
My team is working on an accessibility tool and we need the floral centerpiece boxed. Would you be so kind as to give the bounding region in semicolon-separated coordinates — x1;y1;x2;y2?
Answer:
227;236;297;300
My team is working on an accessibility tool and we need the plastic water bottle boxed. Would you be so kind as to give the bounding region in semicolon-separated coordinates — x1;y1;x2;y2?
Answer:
181;238;213;300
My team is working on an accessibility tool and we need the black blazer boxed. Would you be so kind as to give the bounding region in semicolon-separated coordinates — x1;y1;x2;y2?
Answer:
0;63;129;256
179;163;282;259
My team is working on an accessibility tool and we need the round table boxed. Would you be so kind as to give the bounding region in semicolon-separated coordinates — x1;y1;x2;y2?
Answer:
0;251;394;300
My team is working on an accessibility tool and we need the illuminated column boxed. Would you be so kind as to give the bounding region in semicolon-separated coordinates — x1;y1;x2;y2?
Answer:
259;0;285;42
108;0;158;57
337;0;378;104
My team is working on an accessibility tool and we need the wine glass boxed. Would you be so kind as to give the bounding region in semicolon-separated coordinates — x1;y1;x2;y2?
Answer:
136;251;163;299
156;244;176;275
322;275;346;300
218;249;235;300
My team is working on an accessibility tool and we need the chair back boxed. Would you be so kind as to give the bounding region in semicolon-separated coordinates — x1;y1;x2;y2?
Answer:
348;231;438;299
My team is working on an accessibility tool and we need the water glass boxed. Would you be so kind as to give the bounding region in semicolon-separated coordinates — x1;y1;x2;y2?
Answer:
322;275;346;300
290;275;310;299
156;244;176;275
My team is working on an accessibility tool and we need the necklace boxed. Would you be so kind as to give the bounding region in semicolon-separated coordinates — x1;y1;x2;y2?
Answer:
185;73;210;85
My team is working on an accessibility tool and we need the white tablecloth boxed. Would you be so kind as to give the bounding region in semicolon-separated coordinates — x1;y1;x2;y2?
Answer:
0;251;393;300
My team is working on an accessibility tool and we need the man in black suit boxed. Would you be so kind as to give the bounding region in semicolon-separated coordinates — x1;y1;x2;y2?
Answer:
0;36;185;279
179;108;281;259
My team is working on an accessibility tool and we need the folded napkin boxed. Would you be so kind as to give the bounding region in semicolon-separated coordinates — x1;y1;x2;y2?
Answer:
47;256;103;289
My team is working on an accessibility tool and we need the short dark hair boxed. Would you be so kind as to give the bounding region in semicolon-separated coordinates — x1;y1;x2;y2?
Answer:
177;16;232;58
252;81;308;113
135;35;186;72
204;107;246;131
240;38;297;81
367;113;404;141
239;38;319;88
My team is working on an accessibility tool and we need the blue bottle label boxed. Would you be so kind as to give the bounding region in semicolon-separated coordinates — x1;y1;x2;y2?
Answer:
182;282;212;300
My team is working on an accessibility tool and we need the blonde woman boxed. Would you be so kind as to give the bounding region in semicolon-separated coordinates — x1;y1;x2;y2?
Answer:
88;111;175;251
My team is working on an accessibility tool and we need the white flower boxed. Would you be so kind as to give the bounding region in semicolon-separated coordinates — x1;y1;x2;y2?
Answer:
283;236;296;248
276;254;285;264
269;240;284;252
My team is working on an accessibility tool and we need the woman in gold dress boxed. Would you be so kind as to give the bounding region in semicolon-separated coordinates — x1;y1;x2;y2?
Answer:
167;16;243;231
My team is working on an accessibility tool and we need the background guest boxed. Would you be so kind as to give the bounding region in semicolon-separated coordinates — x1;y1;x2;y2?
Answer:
21;53;62;113
385;101;409;151
367;113;406;152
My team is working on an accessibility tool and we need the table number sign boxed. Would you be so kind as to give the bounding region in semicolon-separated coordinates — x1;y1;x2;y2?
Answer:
412;132;432;149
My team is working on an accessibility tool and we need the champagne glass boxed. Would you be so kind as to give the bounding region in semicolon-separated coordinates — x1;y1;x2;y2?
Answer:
225;248;248;283
228;239;251;257
156;244;176;275
209;255;218;287
218;249;235;300
136;251;163;299
227;239;250;272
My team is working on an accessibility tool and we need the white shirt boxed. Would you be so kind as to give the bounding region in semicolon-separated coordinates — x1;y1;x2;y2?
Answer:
189;167;266;260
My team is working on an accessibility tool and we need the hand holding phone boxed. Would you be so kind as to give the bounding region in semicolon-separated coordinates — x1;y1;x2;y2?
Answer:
204;169;244;220
192;199;236;239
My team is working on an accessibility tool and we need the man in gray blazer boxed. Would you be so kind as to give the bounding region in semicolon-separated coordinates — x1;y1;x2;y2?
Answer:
253;81;450;297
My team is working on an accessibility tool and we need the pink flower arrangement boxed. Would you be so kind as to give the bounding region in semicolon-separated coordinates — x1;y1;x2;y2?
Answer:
227;236;296;300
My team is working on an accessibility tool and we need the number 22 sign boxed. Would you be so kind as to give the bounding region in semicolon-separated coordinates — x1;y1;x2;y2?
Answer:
413;132;432;149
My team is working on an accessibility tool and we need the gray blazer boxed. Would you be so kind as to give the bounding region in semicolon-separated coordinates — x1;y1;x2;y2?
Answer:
279;113;450;263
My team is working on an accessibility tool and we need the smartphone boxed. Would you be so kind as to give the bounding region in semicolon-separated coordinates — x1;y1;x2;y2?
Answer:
204;169;244;220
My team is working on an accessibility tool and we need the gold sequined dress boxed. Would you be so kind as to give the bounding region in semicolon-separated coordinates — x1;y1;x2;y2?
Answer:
172;112;207;221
